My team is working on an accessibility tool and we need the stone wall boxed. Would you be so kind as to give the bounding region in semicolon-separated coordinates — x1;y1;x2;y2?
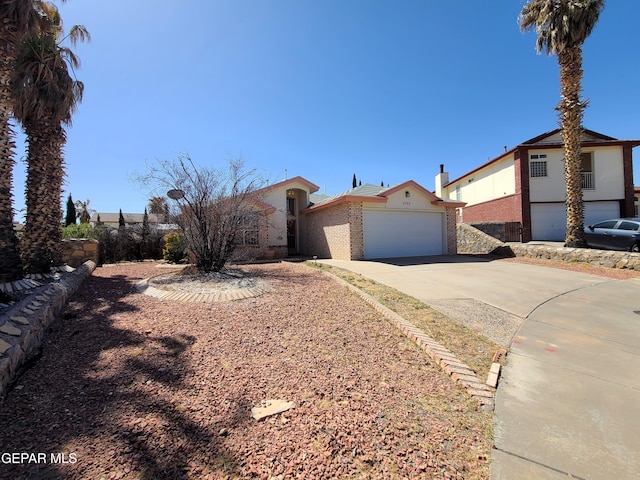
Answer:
507;243;640;270
61;239;99;267
457;223;640;270
0;261;96;398
457;223;506;255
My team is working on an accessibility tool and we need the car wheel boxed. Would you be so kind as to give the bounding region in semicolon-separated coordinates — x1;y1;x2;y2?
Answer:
632;243;640;253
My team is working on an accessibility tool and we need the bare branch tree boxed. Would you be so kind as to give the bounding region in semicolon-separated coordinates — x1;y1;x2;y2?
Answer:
136;155;267;272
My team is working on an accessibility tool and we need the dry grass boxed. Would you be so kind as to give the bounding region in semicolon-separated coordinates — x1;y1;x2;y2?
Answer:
308;262;501;381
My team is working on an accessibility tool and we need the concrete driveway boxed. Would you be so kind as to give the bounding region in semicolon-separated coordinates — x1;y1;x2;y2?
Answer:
318;255;640;480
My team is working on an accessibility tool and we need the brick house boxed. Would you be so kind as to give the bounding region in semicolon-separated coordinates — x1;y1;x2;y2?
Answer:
436;129;640;241
248;177;463;260
94;177;462;261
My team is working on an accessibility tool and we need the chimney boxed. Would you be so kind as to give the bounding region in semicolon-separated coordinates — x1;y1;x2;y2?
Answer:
435;164;449;198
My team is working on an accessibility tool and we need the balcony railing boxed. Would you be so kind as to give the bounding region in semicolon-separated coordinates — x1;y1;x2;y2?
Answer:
581;171;595;190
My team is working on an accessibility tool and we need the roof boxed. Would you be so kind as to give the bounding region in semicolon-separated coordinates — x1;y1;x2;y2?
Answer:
444;128;640;188
303;180;464;213
258;175;320;194
90;212;165;224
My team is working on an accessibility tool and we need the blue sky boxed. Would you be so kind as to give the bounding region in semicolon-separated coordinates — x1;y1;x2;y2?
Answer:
11;0;640;219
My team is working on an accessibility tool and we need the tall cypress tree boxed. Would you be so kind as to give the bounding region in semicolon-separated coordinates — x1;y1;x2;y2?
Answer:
118;209;125;229
142;208;149;238
65;194;76;226
352;174;357;188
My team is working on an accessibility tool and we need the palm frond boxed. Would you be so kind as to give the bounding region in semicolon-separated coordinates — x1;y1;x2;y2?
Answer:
519;0;604;55
66;24;91;46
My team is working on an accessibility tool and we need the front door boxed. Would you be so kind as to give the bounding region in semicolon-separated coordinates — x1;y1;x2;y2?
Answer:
287;219;297;254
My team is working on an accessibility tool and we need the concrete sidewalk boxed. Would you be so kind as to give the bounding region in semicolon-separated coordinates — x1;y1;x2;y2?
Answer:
318;256;640;479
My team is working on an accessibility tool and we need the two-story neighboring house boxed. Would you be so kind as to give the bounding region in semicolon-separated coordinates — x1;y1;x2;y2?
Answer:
436;129;640;241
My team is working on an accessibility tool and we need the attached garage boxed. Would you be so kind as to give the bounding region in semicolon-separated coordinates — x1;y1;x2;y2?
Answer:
301;180;462;260
363;210;445;259
531;201;621;240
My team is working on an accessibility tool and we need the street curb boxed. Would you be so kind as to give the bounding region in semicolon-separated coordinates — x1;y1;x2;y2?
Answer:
319;269;495;410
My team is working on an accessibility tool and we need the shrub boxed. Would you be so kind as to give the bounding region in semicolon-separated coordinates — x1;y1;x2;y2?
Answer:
163;232;186;263
62;223;97;239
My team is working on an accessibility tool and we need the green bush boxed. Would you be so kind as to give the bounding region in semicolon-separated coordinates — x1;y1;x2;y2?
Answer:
163;233;186;263
62;223;97;239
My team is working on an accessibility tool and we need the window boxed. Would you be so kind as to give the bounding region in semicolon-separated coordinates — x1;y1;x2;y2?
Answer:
530;160;547;178
581;152;594;189
455;184;461;201
618;221;639;231
236;214;259;245
593;220;618;229
286;197;296;216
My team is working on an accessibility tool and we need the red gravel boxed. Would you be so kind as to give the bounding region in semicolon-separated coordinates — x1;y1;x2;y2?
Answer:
0;262;491;479
499;256;640;280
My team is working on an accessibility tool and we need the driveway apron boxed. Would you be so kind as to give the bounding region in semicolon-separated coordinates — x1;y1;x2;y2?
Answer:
317;256;640;479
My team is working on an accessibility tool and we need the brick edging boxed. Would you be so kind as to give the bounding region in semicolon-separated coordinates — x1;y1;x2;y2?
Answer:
136;275;271;303
318;269;495;410
0;261;97;399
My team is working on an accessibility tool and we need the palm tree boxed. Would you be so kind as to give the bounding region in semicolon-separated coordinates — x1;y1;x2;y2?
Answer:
11;2;89;273
74;198;93;224
0;0;35;281
519;0;604;248
148;195;169;221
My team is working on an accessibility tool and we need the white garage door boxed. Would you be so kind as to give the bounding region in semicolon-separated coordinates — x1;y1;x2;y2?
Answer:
363;210;444;259
531;201;621;240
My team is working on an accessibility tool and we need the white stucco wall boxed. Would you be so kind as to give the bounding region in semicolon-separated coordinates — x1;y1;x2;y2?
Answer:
261;180;313;248
529;146;625;202
262;188;287;248
374;186;442;211
443;156;516;207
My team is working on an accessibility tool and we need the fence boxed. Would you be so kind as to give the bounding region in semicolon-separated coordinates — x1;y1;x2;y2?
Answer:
504;222;522;242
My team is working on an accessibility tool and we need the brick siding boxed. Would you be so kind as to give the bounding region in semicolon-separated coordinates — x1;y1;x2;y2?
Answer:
303;202;354;260
460;194;521;224
302;202;365;260
445;207;457;254
348;203;364;260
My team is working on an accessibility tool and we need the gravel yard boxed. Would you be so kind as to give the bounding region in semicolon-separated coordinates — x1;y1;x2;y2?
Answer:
0;261;491;479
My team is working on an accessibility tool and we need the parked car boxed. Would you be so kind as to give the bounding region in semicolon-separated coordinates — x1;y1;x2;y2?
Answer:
584;218;640;252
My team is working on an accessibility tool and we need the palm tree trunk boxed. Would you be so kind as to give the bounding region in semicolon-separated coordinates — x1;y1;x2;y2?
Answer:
558;46;587;248
0;0;36;281
21;119;64;273
0;54;23;281
45;126;65;267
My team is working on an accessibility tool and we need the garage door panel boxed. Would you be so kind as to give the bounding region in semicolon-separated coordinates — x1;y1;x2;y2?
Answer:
531;202;620;241
363;210;444;258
